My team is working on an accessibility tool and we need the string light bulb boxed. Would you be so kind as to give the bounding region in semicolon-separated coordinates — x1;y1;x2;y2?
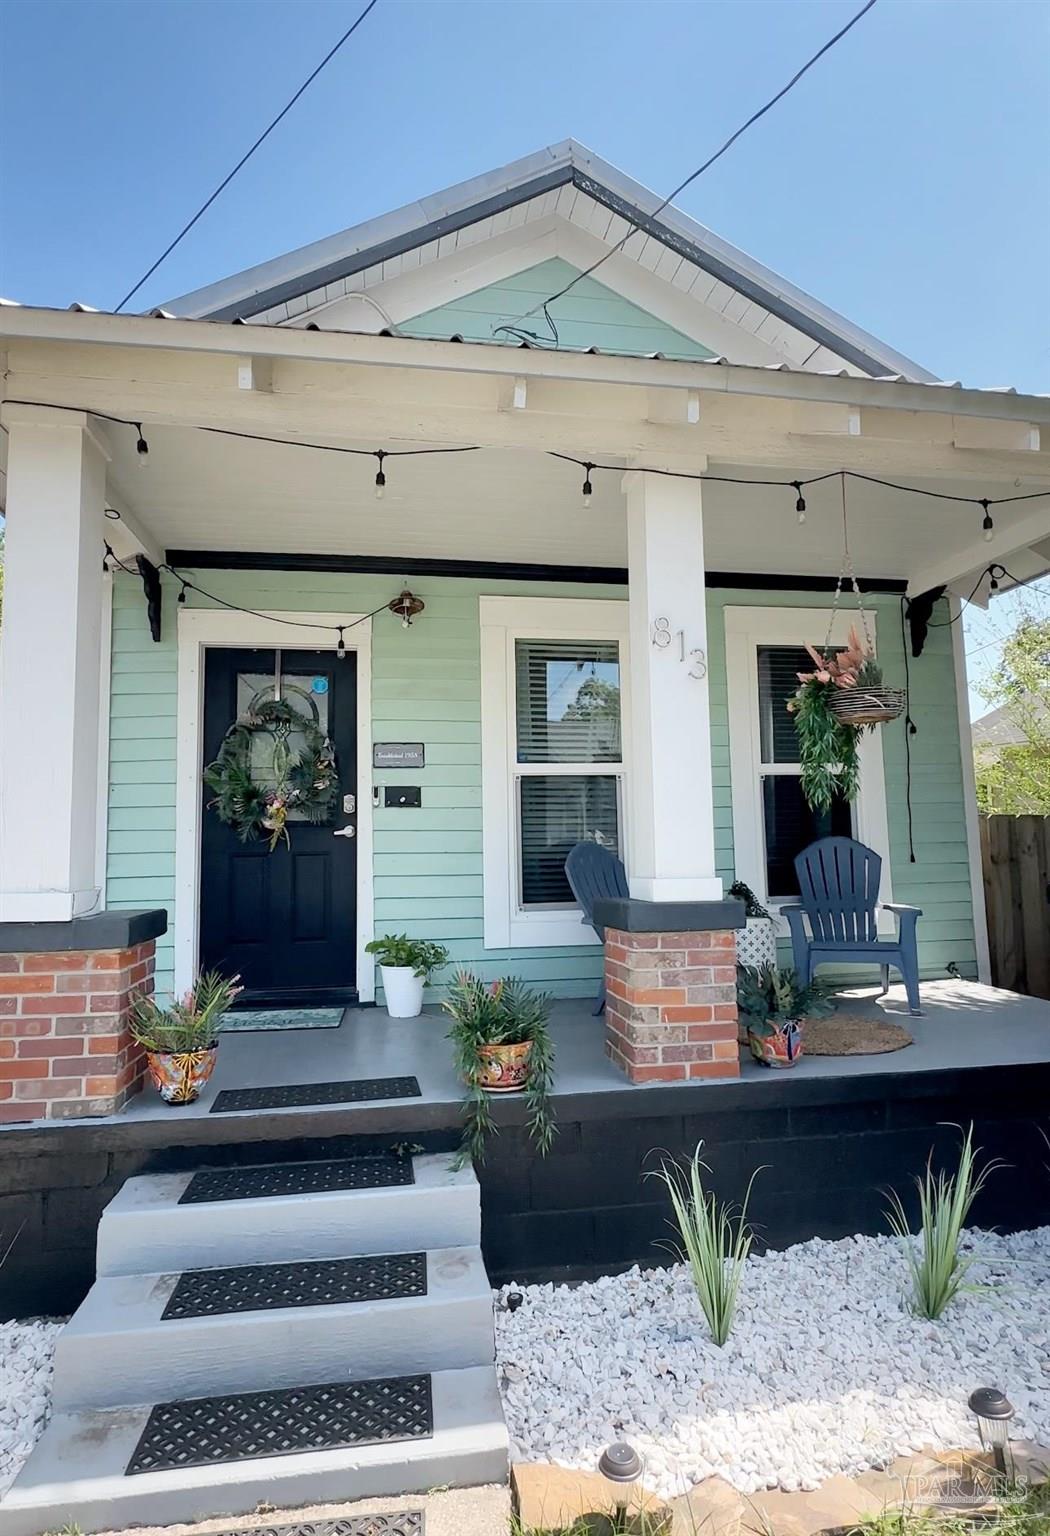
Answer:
374;450;387;500
981;500;994;542
582;463;594;508
792;481;807;524
135;424;149;465
988;565;1001;593
336;627;347;660
177;579;189;606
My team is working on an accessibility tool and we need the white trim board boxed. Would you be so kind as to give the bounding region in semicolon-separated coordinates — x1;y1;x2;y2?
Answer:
174;609;374;1001
480;594;630;950
724;605;894;932
951;595;992;982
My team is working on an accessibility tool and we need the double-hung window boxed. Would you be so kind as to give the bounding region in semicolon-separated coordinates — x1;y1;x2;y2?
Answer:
725;607;893;921
481;597;629;948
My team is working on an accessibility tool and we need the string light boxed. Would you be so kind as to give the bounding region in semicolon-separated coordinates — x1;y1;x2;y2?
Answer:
336;626;347;659
135;424;149;465
582;463;595;508
981;499;994;542
792;480;807;524
177;579;189;605
374;450;387;500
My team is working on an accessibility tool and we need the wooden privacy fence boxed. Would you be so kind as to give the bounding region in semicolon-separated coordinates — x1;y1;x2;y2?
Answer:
979;814;1050;999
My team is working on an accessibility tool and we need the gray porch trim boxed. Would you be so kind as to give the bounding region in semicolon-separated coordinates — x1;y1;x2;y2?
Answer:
0;908;168;954
593;898;746;933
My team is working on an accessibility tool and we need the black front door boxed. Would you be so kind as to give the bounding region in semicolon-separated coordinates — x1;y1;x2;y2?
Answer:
200;647;358;1006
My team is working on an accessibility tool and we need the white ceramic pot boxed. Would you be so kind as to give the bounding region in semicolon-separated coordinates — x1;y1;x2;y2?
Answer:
380;964;425;1018
736;916;777;971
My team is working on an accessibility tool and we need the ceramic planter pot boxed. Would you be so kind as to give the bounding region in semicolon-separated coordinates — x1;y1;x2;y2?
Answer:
476;1039;532;1093
380;965;425;1018
747;1018;804;1068
145;1044;219;1105
736;916;777;970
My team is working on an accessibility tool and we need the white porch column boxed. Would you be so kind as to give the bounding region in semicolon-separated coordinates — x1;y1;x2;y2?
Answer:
0;406;109;921
624;469;722;902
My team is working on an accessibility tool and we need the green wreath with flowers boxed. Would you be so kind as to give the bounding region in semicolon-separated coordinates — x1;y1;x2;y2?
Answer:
203;697;338;851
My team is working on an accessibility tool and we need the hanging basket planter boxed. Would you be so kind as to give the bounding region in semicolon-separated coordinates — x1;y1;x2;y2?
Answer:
827;686;906;727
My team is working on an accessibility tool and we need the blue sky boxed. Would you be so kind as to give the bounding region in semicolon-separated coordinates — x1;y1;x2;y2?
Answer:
1;0;1047;710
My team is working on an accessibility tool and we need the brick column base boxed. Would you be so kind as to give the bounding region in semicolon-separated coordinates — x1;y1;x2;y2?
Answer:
604;927;740;1083
0;941;155;1122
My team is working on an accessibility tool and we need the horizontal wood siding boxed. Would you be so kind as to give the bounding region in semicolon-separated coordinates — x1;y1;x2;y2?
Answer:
107;576;976;1002
397;257;715;359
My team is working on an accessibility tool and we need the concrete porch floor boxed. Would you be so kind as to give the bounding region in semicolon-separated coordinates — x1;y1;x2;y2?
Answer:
114;977;1050;1128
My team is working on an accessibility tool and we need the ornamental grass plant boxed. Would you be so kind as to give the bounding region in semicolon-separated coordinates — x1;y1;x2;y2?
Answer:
128;970;241;1054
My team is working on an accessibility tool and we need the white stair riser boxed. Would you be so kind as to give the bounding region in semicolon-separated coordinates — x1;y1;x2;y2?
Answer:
97;1172;478;1276
53;1293;495;1412
0;1368;508;1536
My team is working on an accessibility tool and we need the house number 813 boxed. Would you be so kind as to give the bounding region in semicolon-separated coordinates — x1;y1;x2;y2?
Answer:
651;616;706;679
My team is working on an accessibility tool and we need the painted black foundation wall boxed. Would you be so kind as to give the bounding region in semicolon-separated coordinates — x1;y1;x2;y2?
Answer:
2;1061;1049;1317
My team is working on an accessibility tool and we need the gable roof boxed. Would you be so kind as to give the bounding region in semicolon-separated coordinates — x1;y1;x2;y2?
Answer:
164;141;935;381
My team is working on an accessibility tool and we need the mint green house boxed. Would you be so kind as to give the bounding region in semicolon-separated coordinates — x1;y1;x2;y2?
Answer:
3;140;1049;1044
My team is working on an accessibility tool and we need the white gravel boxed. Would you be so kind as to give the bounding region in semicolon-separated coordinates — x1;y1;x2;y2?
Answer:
0;1319;62;1496
495;1227;1050;1499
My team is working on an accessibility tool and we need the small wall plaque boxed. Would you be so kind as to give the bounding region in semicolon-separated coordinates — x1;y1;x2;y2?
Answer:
373;742;425;769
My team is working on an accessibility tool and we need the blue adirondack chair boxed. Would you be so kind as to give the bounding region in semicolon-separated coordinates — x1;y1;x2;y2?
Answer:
565;841;630;1016
783;836;923;1015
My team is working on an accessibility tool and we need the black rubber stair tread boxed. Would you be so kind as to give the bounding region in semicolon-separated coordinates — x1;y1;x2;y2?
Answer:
126;1373;433;1474
210;1077;421;1113
162;1252;427;1319
202;1518;423;1536
179;1154;415;1205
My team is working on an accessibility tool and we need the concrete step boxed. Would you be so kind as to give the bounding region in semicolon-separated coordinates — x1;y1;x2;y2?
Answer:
52;1246;495;1411
0;1365;509;1536
96;1154;477;1276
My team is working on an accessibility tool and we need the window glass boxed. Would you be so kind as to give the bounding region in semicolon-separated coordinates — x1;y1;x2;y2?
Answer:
519;775;620;907
757;645;812;763
235;672;330;824
515;640;621;764
761;777;852;897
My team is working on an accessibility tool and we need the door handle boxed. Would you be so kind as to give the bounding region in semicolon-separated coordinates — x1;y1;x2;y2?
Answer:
333;826;356;839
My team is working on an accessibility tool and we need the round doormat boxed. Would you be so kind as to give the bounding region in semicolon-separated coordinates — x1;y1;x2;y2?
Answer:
803;1013;914;1055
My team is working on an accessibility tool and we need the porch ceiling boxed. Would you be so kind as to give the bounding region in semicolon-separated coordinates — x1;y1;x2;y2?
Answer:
105;425;1047;590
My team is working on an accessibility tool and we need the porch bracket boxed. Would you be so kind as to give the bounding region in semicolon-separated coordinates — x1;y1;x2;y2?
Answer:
136;555;163;643
905;585;946;658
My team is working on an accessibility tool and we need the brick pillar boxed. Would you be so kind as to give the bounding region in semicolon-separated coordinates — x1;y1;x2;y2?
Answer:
0;941;155;1122
604;927;740;1083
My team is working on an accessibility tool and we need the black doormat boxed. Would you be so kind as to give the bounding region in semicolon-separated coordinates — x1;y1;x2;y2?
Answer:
202;1519;423;1536
126;1373;433;1475
210;1077;422;1113
162;1252;427;1320
179;1154;415;1206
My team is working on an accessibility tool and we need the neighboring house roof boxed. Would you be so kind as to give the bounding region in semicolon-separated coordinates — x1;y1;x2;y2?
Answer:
972;694;1050;749
162;140;937;382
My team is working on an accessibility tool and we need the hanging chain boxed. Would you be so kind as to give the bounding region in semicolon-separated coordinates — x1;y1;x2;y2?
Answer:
823;471;875;657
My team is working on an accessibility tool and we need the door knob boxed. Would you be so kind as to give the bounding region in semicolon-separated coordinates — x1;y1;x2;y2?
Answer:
333;826;356;838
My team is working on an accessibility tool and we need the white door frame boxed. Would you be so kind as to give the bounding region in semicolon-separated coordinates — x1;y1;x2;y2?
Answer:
174;609;375;1001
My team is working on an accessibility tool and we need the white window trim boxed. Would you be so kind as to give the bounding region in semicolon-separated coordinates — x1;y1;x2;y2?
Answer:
481;595;630;949
725;606;894;934
174;608;374;1000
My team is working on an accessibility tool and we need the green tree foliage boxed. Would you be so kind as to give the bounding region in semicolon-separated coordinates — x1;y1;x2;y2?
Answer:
974;614;1050;815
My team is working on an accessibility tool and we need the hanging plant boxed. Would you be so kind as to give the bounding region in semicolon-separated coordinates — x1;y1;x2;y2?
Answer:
789;668;862;812
203;697;337;850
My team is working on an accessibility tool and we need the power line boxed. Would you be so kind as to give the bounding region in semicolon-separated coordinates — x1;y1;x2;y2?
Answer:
113;0;381;314
501;0;879;345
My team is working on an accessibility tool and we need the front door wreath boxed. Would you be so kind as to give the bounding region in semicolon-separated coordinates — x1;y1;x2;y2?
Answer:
203;695;338;850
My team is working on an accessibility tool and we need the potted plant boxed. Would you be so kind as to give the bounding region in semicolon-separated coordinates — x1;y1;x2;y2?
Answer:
736;963;835;1068
129;970;241;1105
443;972;555;1163
365;934;449;1018
789;628;904;812
823;626;905;728
728;880;777;970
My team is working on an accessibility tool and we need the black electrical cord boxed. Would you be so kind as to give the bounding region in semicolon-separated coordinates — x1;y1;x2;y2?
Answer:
113;0;381;313
503;0;879;343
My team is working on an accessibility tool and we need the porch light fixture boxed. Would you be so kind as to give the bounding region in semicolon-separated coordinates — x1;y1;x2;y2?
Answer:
388;590;425;628
598;1441;643;1528
792;481;806;523
582;463;595;508
968;1386;1015;1474
135;424;149;464
374;450;387;499
980;499;994;542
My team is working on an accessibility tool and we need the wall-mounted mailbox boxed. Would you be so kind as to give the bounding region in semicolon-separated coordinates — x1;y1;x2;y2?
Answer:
384;785;422;808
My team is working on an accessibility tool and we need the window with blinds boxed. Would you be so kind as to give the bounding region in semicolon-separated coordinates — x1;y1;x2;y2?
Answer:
513;639;622;908
756;645;852;898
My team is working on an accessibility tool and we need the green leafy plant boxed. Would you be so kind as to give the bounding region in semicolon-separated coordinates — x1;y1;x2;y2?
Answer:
365;933;449;979
649;1146;759;1347
885;1123;1002;1320
789;676;862;811
443;972;555;1165
728;881;771;920
736;963;835;1037
128;971;241;1053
